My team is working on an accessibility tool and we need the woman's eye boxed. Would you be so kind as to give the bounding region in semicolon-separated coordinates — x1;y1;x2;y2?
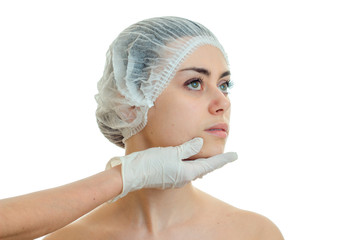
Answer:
219;82;228;91
186;79;202;90
218;80;232;93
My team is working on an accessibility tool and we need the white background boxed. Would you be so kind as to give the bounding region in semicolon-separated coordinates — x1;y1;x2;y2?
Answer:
0;0;359;239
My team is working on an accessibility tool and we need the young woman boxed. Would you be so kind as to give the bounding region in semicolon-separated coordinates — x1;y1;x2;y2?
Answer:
45;16;283;239
0;16;283;240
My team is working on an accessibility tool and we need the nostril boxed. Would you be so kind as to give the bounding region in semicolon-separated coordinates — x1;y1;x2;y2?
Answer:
216;109;223;113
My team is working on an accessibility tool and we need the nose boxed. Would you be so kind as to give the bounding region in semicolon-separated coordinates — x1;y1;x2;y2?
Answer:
208;88;231;115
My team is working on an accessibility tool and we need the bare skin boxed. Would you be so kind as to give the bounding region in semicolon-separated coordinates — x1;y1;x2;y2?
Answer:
44;184;283;240
44;45;284;240
0;165;123;240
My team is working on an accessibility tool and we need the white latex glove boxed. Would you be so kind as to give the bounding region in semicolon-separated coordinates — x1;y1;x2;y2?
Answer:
106;137;237;202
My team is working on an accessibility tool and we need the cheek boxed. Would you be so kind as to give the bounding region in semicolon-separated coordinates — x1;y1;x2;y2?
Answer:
147;101;202;146
162;105;201;143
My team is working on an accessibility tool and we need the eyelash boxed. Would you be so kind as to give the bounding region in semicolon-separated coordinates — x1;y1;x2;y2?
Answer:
184;78;233;94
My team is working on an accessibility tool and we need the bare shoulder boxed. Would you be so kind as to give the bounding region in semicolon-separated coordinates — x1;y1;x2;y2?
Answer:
230;209;284;240
197;190;284;240
44;203;120;240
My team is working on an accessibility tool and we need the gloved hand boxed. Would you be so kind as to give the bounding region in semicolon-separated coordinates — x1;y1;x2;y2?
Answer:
106;137;237;202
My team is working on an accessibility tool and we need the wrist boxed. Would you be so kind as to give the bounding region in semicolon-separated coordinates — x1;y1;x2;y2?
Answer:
107;164;123;197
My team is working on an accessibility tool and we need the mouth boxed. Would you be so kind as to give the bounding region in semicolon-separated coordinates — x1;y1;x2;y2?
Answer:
204;123;229;139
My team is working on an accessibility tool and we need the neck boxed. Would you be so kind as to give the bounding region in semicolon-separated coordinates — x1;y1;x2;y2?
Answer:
120;136;200;233
124;134;152;155
113;184;200;233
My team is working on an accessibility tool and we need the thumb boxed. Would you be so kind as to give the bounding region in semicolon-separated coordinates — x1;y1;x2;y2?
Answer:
185;152;238;179
176;137;204;160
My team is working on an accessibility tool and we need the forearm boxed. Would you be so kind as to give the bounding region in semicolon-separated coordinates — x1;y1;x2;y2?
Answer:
0;165;122;240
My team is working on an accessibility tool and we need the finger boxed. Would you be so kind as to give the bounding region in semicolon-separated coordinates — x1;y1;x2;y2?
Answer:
176;137;204;159
204;152;238;170
184;152;238;178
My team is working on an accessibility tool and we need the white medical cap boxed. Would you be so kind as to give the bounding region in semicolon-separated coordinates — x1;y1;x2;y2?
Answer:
95;16;228;148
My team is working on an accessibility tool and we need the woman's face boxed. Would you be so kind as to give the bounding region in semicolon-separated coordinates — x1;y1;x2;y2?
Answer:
138;45;231;158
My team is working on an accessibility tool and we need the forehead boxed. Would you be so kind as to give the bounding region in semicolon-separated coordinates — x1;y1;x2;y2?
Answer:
178;45;229;71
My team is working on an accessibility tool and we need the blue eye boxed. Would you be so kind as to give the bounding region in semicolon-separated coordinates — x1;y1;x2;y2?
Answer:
185;78;202;90
218;80;233;94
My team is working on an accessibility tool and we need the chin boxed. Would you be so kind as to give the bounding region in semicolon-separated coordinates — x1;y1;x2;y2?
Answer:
189;137;226;159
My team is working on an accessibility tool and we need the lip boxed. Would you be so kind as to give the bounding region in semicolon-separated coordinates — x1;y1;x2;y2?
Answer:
204;123;229;139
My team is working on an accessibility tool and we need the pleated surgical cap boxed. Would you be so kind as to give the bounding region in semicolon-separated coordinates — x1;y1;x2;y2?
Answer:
95;16;228;148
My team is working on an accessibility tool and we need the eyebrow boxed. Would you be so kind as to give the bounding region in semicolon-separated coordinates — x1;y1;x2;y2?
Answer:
179;67;231;79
